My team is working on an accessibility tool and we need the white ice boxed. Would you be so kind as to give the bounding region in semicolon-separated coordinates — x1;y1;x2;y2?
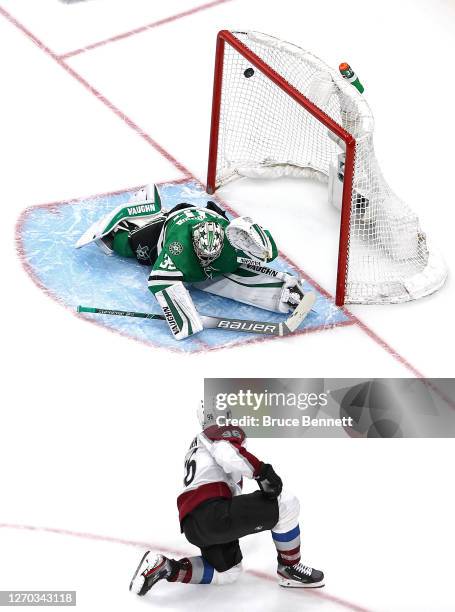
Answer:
1;1;454;611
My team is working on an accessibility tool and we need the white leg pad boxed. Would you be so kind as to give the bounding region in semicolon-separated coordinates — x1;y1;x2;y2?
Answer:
194;265;299;314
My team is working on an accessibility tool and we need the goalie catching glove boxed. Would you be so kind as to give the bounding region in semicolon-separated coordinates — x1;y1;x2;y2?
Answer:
226;216;277;263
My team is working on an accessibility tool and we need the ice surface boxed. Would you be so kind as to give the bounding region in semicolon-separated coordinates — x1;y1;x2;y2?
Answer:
1;1;455;611
18;180;349;352
0;527;350;612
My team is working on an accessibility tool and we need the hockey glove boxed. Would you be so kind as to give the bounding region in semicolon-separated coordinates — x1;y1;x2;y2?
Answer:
255;463;283;499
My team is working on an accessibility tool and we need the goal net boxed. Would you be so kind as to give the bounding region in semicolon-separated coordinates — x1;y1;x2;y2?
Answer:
206;30;447;305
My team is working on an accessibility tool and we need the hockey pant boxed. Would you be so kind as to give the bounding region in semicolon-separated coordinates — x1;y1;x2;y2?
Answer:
180;489;300;576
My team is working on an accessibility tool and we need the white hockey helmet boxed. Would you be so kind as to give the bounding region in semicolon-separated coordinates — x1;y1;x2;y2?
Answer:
198;399;232;429
226;216;274;262
192;221;225;267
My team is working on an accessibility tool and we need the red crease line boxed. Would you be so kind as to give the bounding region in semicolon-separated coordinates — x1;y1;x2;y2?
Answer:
16;194;351;355
0;4;192;179
0;3;441;382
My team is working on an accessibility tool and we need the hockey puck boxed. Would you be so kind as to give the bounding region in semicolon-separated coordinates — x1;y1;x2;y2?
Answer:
244;68;255;78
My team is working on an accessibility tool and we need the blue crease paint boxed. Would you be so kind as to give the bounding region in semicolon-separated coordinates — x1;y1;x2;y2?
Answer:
18;181;349;352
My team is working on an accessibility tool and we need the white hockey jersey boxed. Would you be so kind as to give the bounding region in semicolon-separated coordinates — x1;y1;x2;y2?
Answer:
177;425;262;523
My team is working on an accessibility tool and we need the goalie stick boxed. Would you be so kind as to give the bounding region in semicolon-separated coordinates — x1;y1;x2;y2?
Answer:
77;293;315;337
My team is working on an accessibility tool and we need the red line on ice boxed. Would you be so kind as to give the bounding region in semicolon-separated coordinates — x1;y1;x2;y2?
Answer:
214;193;426;377
0;5;191;179
0;4;445;381
15;191;351;355
59;0;235;60
0;523;372;612
14;194;209;355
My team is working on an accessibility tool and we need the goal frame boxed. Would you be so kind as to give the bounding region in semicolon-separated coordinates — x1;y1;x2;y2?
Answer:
206;30;357;306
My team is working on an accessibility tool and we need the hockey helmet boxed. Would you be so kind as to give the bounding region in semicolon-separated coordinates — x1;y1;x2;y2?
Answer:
197;399;232;429
192;221;224;267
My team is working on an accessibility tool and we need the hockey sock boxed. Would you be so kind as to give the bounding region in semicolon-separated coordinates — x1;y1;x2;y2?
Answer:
167;556;215;584
271;524;301;566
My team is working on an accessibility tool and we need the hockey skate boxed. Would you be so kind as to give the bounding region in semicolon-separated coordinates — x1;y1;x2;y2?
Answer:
277;561;325;588
282;282;306;312
129;551;175;596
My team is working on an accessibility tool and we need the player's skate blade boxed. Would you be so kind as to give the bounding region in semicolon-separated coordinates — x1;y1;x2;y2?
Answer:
278;562;325;588
129;551;172;596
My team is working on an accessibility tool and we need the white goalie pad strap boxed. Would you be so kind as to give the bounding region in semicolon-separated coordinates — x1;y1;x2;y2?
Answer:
194;266;299;314
211;563;243;586
273;489;300;535
154;282;203;340
226;216;273;262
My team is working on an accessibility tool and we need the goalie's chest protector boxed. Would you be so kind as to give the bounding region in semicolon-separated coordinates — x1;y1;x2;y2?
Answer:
161;211;239;282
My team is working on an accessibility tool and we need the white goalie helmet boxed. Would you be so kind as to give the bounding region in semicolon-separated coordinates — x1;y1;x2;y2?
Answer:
226;216;274;262
192;221;225;267
197;399;232;429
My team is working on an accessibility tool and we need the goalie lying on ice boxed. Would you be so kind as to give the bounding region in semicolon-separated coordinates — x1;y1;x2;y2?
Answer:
76;184;311;340
129;400;324;595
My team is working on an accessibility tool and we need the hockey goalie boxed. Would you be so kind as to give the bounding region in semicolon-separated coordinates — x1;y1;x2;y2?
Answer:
76;185;313;340
129;401;324;595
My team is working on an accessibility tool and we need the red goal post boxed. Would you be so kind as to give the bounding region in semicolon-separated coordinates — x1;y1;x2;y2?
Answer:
206;30;447;307
207;30;355;306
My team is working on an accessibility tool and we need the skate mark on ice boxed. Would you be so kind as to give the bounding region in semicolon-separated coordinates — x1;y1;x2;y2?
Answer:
16;180;351;354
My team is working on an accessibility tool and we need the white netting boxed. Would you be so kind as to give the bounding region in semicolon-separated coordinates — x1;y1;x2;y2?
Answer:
213;31;447;304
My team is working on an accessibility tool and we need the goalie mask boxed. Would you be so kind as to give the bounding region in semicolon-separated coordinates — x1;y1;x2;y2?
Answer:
192;221;224;267
197;400;232;429
226;216;275;262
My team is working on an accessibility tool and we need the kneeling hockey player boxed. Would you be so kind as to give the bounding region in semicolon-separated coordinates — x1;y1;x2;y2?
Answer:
76;185;312;340
129;401;324;595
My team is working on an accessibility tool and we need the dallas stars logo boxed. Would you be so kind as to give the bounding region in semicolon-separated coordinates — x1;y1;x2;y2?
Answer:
136;244;150;261
203;265;219;279
169;241;184;256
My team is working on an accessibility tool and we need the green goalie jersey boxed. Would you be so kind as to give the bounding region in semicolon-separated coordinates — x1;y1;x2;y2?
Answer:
148;207;277;294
